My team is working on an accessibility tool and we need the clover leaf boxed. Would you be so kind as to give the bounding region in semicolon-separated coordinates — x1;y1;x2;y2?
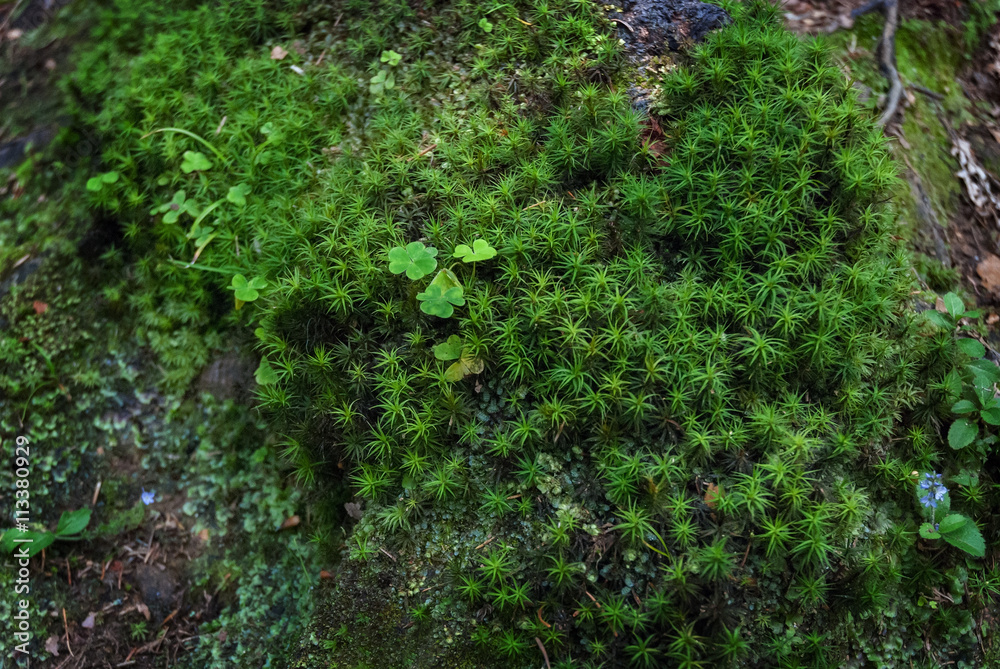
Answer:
380;50;402;66
86;171;119;192
434;335;463;361
453;239;497;263
388;242;438;280
230;274;268;310
255;358;279;385
445;350;484;382
151;190;200;224
417;284;464;318
417;270;465;318
369;69;396;96
479;17;493;32
181;150;213;173
227;183;251;207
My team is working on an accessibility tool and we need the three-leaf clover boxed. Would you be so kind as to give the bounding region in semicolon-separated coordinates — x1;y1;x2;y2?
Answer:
453;239;498;263
370;69;396;96
227;183;251;207
417;269;465;318
433;337;485;381
388;242;438;280
86;171;119;192
151;190;200;224
180;150;213;173
478;17;493;32
380;50;402;67
230;274;267;310
434;335;463;361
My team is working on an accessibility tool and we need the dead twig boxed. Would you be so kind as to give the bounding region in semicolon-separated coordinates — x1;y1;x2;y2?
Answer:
62;607;74;657
852;0;901;127
610;17;634;34
535;637;552;669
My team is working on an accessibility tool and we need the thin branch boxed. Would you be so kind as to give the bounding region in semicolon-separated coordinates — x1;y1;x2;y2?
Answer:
852;0;901;127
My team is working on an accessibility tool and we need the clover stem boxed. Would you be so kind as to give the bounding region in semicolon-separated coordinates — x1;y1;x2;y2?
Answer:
141;127;227;163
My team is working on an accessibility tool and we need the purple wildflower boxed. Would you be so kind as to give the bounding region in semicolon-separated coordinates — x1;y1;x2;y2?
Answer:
141;488;155;506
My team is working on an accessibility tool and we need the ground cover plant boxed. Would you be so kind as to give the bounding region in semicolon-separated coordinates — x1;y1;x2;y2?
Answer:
2;0;999;665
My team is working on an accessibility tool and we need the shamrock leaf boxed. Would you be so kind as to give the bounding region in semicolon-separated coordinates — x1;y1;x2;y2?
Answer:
434;335;463;361
255;358;279;385
388;242;438;280
380;50;402;66
417;270;464;318
230;274;268;310
260;122;274;135
86;171;119;192
151;191;199;224
227;183;251;207
369;69;396;96
445;350;485;382
479;17;493;32
453;239;498;263
180;150;213;173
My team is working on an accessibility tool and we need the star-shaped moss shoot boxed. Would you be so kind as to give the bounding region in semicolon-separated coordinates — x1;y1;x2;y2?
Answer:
388;241;439;280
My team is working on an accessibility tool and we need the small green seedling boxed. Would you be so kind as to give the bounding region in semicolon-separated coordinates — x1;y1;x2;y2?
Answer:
923;292;981;330
370;69;395;96
380;50;402;67
479;17;493;32
230;274;267;310
180;150;213;173
453;239;497;263
151;190;200;224
434;335;485;381
86;171;119;192
0;508;92;558
417;269;465;318
388;242;438;280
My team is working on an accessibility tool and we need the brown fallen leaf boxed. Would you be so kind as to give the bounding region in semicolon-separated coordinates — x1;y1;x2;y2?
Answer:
270;45;288;60
988;313;999;325
33;301;48;314
935;296;947;313
136;601;150;621
45;635;60;656
198;528;210;542
279;515;301;530
704;482;721;509
978;254;1000;296
81;612;96;629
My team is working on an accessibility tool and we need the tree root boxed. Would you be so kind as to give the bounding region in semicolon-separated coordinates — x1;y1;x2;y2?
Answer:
852;0;902;127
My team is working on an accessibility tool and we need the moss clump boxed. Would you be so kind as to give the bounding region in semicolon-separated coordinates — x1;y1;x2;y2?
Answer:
68;0;998;665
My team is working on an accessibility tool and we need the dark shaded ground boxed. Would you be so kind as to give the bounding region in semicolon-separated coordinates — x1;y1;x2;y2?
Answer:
614;0;731;55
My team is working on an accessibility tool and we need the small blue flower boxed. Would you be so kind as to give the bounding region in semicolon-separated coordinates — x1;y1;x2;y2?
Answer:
917;472;947;510
141;488;155;506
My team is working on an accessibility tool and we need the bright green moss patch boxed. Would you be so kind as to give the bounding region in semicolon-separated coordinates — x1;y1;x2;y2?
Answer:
23;0;996;665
